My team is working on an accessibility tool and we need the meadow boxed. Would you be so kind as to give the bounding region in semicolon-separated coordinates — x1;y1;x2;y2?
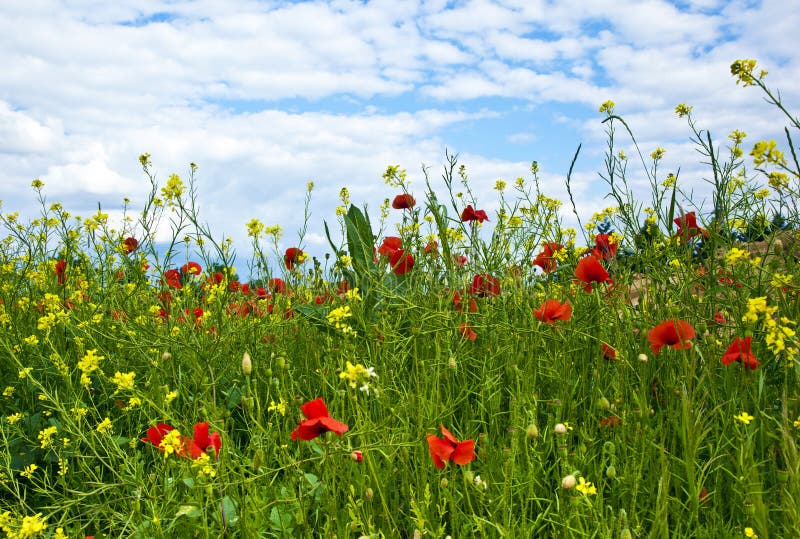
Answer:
1;59;798;538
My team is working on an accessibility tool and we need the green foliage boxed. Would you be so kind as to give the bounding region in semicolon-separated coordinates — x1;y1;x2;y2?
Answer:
0;59;799;538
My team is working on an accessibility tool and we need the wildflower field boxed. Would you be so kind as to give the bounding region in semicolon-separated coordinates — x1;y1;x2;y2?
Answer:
2;61;800;538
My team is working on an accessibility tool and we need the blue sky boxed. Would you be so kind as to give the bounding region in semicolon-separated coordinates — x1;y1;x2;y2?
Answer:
1;0;798;270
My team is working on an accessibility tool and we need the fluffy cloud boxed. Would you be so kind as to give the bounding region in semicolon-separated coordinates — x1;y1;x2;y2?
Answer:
0;0;797;269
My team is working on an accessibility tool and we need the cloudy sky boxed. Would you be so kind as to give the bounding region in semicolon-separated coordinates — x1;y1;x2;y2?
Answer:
2;0;798;268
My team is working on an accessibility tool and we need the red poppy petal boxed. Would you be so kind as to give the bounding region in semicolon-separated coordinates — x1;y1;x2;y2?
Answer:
450;439;476;465
439;425;458;445
301;398;330;420
318;416;349;436
193;422;209;447
427;435;454;468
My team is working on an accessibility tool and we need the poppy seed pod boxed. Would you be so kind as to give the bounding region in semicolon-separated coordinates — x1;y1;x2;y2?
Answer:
561;475;577;489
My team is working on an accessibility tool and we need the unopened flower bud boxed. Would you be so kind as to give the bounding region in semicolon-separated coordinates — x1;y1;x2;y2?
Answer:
350;451;363;462
606;465;617;478
440;477;448;489
597;397;610;410
364;487;374;501
638;353;648;362
242;351;252;375
526;423;539;439
561;474;576;489
554;423;567;435
162;351;172;362
620;528;632;539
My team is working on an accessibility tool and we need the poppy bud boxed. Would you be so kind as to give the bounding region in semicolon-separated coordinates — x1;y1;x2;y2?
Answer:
597;397;611;410
554;423;567;435
606;465;617;478
350;451;363;462
242;351;252;375
252;448;264;471
525;423;539;439
561;475;576;489
440;477;448;489
638;353;648;362
620;529;632;539
364;487;374;501
162;351;172;362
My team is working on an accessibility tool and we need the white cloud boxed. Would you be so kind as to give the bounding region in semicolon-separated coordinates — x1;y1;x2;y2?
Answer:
0;0;797;268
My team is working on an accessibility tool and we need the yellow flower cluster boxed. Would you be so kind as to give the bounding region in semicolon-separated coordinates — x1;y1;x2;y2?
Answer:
37;426;58;449
598;100;615;114
327;306;356;336
160;429;184;458
77;349;104;388
268;397;288;416
751;140;785;167
96;417;113;434
339;361;378;390
674;103;693;118
160;173;184;201
731;59;766;87
724;247;749;265
742;297;797;357
112;371;136;391
575;477;597;495
246;218;264;238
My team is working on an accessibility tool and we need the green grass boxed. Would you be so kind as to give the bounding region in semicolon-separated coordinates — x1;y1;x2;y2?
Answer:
1;59;799;538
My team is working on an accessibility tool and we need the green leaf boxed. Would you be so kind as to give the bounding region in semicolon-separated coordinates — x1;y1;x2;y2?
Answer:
344;205;376;276
175;505;201;519
221;495;239;527
269;506;296;533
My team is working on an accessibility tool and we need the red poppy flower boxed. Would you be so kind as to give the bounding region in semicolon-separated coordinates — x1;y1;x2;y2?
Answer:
423;240;439;256
533;299;572;323
453;254;468;267
532;242;563;273
350;451;364;462
574;256;610;292
721;336;760;370
426;425;476;469
714;311;727;325
186;422;222;460
601;343;617;360
378;236;403;257
460;205;489;223
268;277;287;294
284;247;304;270
452;291;477;313
55;259;67;284
591;233;618;260
163;269;182;289
599;415;621;428
470;274;501;297
674;212;709;241
392;194;416;209
181;261;202;276
291;398;349;441
141;423;175;451
647;319;696;354
122;237;139;254
388;248;414;275
459;322;477;341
